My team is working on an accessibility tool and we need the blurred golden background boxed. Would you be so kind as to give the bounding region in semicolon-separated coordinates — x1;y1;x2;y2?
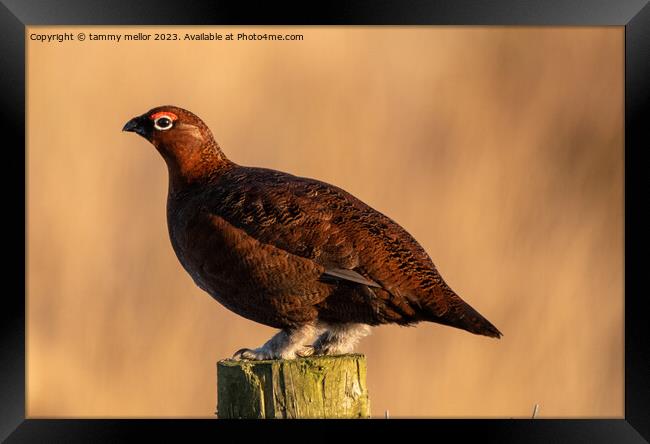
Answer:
27;26;623;418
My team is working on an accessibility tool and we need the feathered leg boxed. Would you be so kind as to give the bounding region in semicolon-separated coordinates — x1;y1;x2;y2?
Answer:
231;323;317;361
312;323;371;356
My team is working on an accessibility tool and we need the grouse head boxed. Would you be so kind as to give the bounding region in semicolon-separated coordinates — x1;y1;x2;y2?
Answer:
123;105;228;183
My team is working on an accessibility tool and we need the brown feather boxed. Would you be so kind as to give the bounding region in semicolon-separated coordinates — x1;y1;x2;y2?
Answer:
128;105;502;338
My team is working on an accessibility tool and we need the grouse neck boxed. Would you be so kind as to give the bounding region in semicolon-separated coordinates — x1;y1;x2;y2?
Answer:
165;141;234;194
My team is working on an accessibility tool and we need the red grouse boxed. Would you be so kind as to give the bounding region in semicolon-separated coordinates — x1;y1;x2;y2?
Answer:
123;106;502;360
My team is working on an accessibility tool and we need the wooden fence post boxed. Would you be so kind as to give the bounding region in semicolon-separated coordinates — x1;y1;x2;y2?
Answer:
217;354;371;419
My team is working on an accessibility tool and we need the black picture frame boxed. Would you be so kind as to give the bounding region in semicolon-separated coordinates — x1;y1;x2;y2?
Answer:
2;1;648;442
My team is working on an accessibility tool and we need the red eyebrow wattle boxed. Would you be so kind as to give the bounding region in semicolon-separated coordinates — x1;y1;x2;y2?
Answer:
150;111;178;121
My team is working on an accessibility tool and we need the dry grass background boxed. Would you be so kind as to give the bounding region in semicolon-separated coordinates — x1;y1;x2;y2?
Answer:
27;26;623;418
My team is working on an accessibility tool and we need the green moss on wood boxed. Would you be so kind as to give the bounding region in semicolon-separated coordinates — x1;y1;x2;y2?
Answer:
217;354;370;419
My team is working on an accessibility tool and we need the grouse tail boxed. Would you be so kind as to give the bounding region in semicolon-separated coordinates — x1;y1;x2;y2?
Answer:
425;297;503;339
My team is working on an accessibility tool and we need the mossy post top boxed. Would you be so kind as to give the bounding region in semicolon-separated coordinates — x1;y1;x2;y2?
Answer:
217;354;370;419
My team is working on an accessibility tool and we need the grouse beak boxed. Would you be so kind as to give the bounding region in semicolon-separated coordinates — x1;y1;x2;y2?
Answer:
122;116;149;138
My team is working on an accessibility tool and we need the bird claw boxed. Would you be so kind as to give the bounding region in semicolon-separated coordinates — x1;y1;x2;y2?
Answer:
312;345;331;356
295;345;314;358
230;347;267;361
313;341;346;356
230;344;315;361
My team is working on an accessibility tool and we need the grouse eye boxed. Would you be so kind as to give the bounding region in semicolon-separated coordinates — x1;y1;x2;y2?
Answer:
154;116;173;131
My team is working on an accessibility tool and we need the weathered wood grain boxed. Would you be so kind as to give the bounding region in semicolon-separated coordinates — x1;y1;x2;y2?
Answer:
217;354;370;419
